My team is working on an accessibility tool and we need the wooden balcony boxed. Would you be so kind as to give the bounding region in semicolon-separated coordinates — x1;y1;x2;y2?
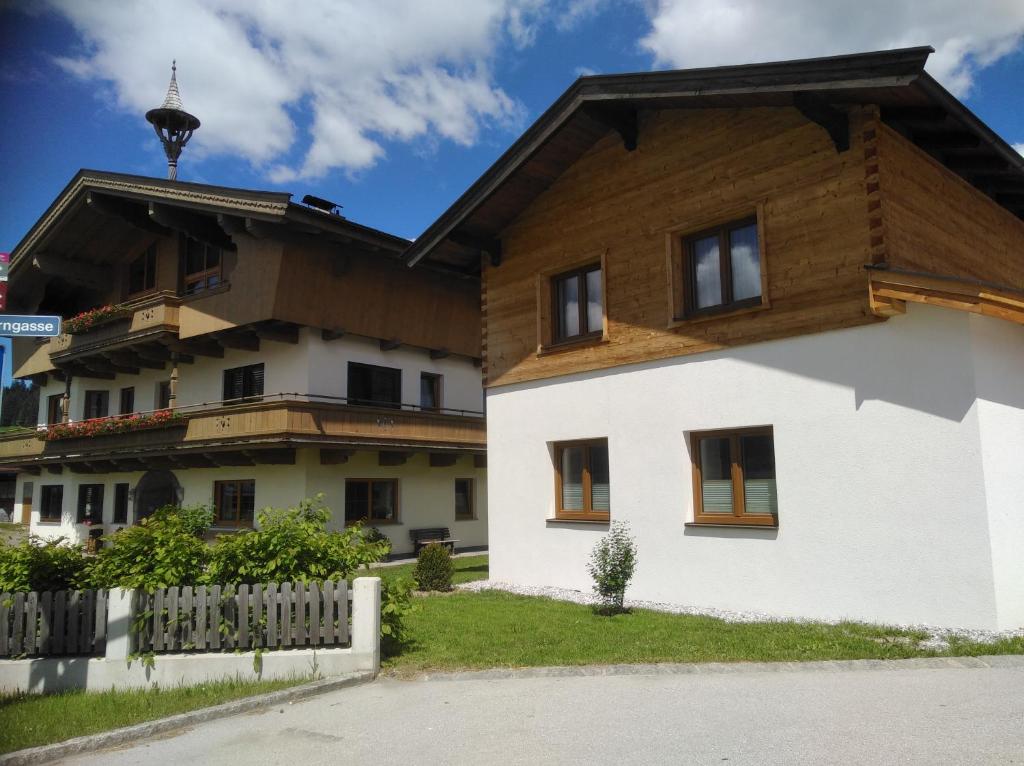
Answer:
0;396;486;473
13;292;182;379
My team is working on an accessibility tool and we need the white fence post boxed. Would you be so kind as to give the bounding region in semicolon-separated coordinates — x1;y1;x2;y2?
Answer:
105;588;135;661
352;577;381;674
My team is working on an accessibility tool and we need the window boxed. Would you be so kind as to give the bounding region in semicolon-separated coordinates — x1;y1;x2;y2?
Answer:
156;380;172;410
223;363;265;403
691;427;777;526
113;483;130;524
454;478;475;520
77;484;104;524
348;363;401;408
46;394;63;425
213;480;255;528
83;390;109;420
119;387;135;416
553;439;610;521
420;372;442;411
39;485;63;523
683;217;762;316
127;245;157;296
345;479;398;524
183;237;222;295
552;264;603;343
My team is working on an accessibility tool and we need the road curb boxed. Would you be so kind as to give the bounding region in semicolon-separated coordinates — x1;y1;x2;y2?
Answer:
405;654;1024;682
0;671;375;766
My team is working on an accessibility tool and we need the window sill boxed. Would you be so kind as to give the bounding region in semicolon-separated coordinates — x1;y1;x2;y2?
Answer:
537;335;609;357
685;521;778;530
546;517;610;526
455;516;477;522
668;300;770;329
36;521;62;526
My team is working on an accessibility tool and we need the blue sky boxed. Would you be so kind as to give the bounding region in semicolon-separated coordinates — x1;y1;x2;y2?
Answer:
1;1;1022;386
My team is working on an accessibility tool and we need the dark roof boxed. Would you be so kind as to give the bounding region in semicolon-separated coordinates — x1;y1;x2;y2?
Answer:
405;46;1024;273
10;169;410;278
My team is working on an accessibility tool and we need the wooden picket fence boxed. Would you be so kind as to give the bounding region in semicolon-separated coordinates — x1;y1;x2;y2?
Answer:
136;580;351;653
0;589;108;658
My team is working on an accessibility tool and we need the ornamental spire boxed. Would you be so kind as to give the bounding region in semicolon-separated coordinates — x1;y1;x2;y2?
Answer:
145;61;201;180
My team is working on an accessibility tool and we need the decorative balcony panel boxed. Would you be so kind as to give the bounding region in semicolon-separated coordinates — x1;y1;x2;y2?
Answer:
0;398;485;472
49;292;181;364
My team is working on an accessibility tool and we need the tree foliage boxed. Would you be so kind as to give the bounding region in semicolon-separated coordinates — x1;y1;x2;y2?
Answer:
0;380;39;428
0;536;89;592
587;521;637;613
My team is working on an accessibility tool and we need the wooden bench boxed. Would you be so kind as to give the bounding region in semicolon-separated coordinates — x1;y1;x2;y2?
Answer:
410;527;459;555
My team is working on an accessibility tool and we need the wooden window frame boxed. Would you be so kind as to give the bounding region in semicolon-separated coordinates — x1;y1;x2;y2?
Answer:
76;483;105;525
690;426;778;527
420;372;442;412
119;387;135;416
46;394;63;425
344;478;400;525
83;390;109;420
213;479;255;529
39;485;63;524
553;438;610;522
667;206;769;326
182;237;223;296
536;251;609;353
126;244;158;299
454;478;475;521
551;263;603;344
156;380;171;410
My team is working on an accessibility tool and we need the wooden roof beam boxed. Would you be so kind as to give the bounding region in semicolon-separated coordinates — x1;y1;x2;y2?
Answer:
447;232;502;266
105;350;165;371
254;323;299;344
149;202;234;250
213;331;260;352
320;448;354;465
245;448;296;465
429;348;450;360
913;131;981;151
379;450;411;466
86;192;168;235
164;339;224;358
792;93;849;152
582;104;638;151
321;328;346;342
379;338;401;352
31;253;108;291
84;359;139;376
428;453;458;468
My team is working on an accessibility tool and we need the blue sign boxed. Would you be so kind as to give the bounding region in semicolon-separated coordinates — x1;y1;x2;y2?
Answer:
0;315;61;337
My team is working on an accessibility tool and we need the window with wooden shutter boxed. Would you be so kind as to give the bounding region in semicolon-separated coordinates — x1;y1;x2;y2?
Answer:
222;363;265;403
39;485;63;523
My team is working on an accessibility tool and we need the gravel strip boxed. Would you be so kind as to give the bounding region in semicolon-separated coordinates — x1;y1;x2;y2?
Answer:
458;580;1024;648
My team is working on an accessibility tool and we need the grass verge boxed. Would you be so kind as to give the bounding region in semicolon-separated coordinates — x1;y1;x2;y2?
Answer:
0;676;305;754
369;553;489;586
384;589;1024;677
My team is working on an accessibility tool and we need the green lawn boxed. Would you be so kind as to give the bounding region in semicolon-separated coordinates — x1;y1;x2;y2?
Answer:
0;677;306;754
0;521;28;546
368;553;489;586
384;588;1024;676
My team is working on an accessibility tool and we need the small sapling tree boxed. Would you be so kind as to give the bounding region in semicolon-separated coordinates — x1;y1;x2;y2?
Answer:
587;521;637;614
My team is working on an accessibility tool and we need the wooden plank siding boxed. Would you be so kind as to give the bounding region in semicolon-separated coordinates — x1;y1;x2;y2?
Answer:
876;124;1024;290
484;106;882;387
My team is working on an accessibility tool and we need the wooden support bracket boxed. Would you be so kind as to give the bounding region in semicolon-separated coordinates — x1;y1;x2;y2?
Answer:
793;93;850;153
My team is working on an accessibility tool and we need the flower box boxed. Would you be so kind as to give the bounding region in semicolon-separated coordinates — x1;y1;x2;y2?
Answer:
41;410;186;441
62;305;131;335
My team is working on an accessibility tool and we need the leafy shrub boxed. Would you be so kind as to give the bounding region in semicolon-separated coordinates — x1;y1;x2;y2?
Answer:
380;576;415;655
360;526;393;561
587;521;637;613
413;543;453;592
204;495;389;585
0;536;88;592
84;505;213;591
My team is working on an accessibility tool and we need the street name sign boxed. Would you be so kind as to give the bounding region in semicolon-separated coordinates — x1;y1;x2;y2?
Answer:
0;315;62;337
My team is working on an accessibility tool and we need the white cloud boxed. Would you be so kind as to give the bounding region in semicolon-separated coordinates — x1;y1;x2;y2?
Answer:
47;0;543;179
557;0;610;31
1014;143;1024;156
638;0;1024;97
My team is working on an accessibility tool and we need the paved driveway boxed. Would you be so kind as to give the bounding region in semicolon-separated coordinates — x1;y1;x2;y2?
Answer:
61;661;1024;765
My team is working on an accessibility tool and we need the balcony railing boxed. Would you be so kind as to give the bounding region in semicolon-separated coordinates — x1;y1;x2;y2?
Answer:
0;392;485;467
49;292;181;359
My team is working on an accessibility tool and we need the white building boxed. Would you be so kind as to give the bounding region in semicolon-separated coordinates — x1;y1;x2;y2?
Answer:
405;48;1024;629
2;170;486;556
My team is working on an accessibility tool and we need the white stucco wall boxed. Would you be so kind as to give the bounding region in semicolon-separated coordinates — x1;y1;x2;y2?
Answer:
20;447;487;556
486;303;1021;630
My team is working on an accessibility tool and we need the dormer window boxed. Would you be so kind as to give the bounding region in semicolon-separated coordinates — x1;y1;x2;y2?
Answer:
127;245;157;297
183;237;222;295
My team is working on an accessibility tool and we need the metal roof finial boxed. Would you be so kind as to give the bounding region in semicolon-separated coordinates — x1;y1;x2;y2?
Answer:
146;61;200;180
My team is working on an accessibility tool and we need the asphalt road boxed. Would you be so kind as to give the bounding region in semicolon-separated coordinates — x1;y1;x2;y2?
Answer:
60;663;1024;765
